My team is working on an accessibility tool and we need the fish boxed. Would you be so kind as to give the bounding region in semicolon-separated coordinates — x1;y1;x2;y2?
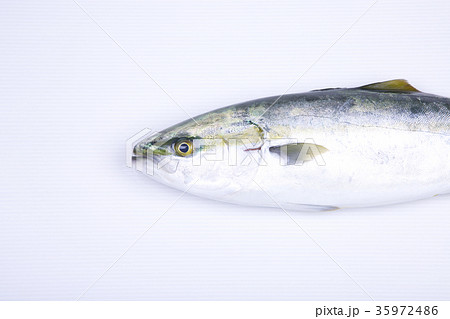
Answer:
132;79;450;211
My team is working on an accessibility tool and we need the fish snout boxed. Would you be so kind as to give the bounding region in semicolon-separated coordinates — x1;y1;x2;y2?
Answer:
133;142;172;163
133;142;151;157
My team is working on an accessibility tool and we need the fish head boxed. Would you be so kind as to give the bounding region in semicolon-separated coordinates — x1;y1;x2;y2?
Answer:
133;110;266;197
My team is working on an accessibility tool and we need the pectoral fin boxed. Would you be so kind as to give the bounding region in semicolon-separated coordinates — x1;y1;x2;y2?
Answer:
269;143;328;165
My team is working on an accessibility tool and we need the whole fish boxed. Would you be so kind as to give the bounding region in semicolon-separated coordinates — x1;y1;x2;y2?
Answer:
132;80;450;211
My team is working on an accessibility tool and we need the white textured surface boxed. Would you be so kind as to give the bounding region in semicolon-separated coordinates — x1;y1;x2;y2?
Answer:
0;0;449;300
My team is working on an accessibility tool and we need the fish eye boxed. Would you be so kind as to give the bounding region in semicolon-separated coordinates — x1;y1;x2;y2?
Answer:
175;140;193;156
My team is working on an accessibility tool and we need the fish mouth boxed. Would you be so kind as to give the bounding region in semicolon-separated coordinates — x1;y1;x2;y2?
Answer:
132;144;179;174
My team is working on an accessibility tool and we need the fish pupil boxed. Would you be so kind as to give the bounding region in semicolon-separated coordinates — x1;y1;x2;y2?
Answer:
179;143;189;153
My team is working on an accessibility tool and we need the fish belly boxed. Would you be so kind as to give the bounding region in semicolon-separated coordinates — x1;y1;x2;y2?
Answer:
251;126;450;209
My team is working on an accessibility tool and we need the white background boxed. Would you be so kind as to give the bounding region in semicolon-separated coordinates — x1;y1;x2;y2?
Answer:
0;0;449;300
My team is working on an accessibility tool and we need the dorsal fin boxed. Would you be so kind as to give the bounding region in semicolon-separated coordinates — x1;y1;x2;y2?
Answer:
358;79;420;92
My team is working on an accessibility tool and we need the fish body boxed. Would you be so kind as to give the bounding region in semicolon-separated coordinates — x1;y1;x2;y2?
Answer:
133;80;450;211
